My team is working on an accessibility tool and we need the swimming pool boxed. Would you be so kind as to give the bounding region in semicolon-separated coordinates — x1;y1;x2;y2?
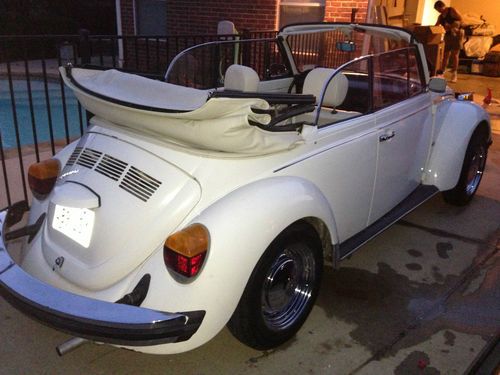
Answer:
0;78;85;149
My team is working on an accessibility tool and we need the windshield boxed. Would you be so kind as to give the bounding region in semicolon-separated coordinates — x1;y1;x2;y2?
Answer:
165;38;291;89
165;24;415;89
284;26;413;72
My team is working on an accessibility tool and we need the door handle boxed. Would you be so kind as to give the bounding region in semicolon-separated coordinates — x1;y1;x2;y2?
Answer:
379;131;395;142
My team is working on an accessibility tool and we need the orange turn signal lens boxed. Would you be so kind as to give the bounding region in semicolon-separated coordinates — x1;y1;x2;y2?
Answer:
28;158;60;200
165;224;209;257
164;224;209;278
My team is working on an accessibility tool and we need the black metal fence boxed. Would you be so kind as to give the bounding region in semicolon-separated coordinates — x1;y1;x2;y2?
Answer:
0;30;279;207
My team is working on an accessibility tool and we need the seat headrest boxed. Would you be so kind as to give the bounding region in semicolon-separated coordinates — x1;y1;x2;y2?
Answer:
224;64;260;92
303;68;349;108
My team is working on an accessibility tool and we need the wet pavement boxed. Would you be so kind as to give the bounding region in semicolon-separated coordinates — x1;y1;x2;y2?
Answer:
0;73;499;374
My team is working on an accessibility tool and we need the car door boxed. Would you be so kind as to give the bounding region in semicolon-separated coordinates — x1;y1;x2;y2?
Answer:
368;47;432;224
315;115;379;242
283;115;378;243
283;58;379;243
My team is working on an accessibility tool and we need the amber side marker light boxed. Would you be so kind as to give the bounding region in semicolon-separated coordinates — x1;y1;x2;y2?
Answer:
28;158;60;200
164;224;209;278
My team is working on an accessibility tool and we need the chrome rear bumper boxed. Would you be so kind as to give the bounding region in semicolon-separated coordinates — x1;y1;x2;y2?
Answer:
0;204;204;346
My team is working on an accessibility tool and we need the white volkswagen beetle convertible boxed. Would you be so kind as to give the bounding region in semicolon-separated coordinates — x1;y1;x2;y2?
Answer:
0;23;492;355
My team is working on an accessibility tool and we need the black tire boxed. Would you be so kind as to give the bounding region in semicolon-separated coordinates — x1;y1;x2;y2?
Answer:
227;222;323;350
442;129;488;206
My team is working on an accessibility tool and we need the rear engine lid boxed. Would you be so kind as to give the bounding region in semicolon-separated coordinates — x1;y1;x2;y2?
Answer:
40;133;201;290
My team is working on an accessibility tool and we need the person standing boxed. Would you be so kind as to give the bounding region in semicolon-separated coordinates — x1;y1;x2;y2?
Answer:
434;1;463;82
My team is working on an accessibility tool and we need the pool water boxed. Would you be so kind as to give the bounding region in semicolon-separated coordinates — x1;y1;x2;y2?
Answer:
0;79;85;149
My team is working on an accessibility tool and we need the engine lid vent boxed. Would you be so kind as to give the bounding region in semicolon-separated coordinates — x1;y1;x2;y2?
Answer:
76;148;103;169
66;147;83;166
95;154;128;181
64;146;163;202
119;166;162;202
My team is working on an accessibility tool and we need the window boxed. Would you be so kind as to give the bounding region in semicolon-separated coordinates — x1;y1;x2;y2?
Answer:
336;59;372;115
287;29;357;72
372;47;424;110
279;0;325;29
408;48;425;97
136;0;166;35
303;58;371;128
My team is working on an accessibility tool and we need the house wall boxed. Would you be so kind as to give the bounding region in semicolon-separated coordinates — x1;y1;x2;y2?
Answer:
325;0;369;23
120;0;136;34
167;1;279;34
120;1;370;36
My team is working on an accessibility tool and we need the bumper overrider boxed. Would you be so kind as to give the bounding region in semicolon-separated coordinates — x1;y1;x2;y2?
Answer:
0;203;205;346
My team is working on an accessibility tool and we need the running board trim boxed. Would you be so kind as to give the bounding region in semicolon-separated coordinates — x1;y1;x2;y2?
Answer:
338;185;439;261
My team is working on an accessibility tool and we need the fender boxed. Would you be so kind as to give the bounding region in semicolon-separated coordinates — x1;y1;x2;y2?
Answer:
195;175;338;312
134;175;338;354
424;100;491;190
197;174;338;264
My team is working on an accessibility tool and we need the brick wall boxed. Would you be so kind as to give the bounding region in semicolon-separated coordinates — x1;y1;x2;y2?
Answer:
166;1;278;35
120;1;370;36
325;0;369;23
165;1;369;34
120;0;135;34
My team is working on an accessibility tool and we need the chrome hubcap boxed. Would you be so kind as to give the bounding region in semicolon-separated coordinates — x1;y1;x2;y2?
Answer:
261;244;316;331
465;145;486;196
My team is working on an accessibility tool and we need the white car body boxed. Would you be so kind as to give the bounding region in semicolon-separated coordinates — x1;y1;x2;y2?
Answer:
0;23;491;355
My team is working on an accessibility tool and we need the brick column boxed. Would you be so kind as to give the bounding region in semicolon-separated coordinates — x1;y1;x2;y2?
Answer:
325;0;369;23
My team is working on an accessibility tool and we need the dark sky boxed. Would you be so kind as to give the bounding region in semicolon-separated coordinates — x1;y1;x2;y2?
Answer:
0;0;116;35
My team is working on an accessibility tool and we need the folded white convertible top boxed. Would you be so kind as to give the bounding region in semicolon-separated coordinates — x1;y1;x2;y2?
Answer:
66;68;209;112
60;67;304;155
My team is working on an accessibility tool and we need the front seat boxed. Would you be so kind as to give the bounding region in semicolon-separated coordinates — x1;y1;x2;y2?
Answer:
302;67;349;111
224;64;260;92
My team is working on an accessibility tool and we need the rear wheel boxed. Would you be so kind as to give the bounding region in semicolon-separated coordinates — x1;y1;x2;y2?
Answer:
442;130;488;206
228;222;323;350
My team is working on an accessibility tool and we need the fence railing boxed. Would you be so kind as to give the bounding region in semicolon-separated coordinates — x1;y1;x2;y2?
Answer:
1;31;282;208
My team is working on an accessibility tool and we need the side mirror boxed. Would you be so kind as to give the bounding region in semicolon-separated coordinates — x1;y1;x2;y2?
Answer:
428;77;447;93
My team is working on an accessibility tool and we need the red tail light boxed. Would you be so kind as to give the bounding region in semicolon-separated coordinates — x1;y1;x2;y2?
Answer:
164;250;207;278
28;159;60;200
164;224;209;278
